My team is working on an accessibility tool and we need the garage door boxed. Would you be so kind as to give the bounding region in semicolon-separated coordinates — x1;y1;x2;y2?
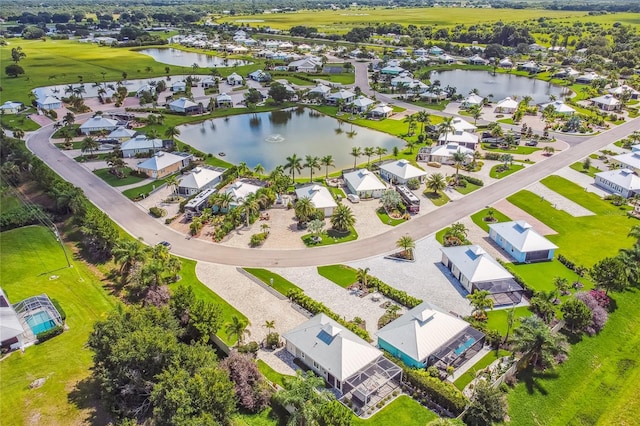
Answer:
525;250;549;262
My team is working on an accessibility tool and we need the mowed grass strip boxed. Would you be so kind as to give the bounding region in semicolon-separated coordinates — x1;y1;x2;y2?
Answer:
317;264;358;288
243;268;302;296
470;207;512;232
0;226;115;426
352;395;437;425
540;175;630;215
93;167;148;187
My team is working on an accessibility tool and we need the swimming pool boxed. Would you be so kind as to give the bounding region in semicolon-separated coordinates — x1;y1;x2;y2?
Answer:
26;311;56;335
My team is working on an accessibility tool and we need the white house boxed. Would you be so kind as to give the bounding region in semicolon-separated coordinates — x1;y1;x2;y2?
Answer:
498;58;513;68
519;60;541;73
170;80;187;92
343;169;386;199
248;70;271;82
495;97;519;114
414;48;429;57
327;89;356;105
451;117;477;133
350;95;375;113
438;54;455;64
380;65;405;75
488;220;558;263
216;93;233;107
438;131;479;150
379;159;428;184
223;180;264;210
307;84;331;99
168;97;201;114
610;147;640;174
461;94;484;108
121;135;164;158
108;126;137;141
0;101;24;114
590;94;621;111
608;85;640;100
368;103;393;119
390;74;415;88
288;58;321;73
79;116;119;135
377;301;486;369
576;72;602;84
137;151;193;179
440;245;524;305
37;96;62;110
595;169;640;198
540;101;575;115
283;314;402;398
418;143;474;165
177;166;225;196
0;288;25;351
135;84;156;98
200;77;218;88
468;54;488;65
295;184;337;217
226;72;244;86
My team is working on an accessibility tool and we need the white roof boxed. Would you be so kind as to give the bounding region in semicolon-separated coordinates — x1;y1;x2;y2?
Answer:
39;96;60;106
612;151;640;171
109;127;136;139
138;151;187;171
380;159;427;180
79;116;118;131
370;103;393;114
608;85;640;96
440;245;515;283
496;97;519;109
429;143;474;158
217;92;233;102
295;185;338;210
591;94;620;106
595;169;640;191
0;101;23;110
0;288;24;343
499;58;513;66
329;89;356;100
224;180;262;202
171;80;187;88
468;54;488;64
351;95;375;108
489;220;559;252
283;314;381;381
169;97;198;109
438;131;478;145
463;94;484;105
121;135;163;151
179;167;224;190
451;117;476;133
521;60;539;69
227;72;243;81
344;169;386;192
377;301;471;364
309;84;331;95
541;101;575;114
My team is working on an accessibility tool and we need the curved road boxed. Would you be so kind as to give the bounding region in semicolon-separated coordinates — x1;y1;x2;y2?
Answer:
27;86;640;268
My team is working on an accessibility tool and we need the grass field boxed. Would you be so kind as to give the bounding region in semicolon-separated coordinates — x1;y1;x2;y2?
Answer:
485;307;532;336
376;207;407;226
482;144;541;155
470;207;512;232
218;7;590;34
93;167;148;187
424;190;450;206
455;181;482;195
121;176;169;199
490;163;524;179
257;359;292;388
0;113;41;131
302;226;358;246
569;161;601;177
0;226;116;426
508;260;592;293
352;395;437;425
317;264;358;288
243;268;302;296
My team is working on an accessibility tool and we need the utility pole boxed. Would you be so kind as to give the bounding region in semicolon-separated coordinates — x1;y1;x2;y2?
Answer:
52;224;71;268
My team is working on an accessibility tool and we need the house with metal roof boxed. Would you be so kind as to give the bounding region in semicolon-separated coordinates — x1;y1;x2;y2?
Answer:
295;184;337;217
168;97;201;114
610;146;640;174
283;314;402;408
327;89;356;104
343;169;386;199
380;65;405;75
221;180;265;210
137;151;193;179
488;220;559;263
226;72;244;86
608;84;640;100
0;288;25;351
495;97;519;114
307;84;332;99
248;69;271;82
121;135;165;158
461;93;484;108
468;54;488;65
451;117;477;133
377;301;485;369
418;143;474;165
590;94;621;111
216;93;233;107
37;96;62;110
498;58;513;68
368;103;393;119
79;116;119;135
437;131;479;150
594;169;640;198
178;166;225;196
379;159;428;184
350;95;375;113
108;126;137;141
440;245;524;305
0;101;24;114
170;80;187;92
540;101;575;115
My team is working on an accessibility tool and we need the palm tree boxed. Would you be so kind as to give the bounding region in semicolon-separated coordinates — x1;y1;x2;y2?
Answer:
275;371;333;426
209;191;234;212
627;225;640;244
12;128;25;140
63;112;75;126
404;114;416;135
225;316;251;347
80;136;99;158
363;147;375;167
396;235;415;258
503;307;516;345
469;105;482;125
308;219;324;238
189;216;203;236
241;194;261;227
510;316;567;370
165;174;181;196
618;244;640;286
356;267;370;287
350;146;362;169
304;155;321;183
320;155;335;179
426;172;446;194
530;290;557;324
405;140;417;154
284;153;303;181
295;197;316;223
375;147;388;164
452;150;468;185
236;162;250;178
467;290;494;316
416;111;431;135
164;126;180;144
437;116;455;145
263;320;275;333
490;123;504;144
500;153;514;168
330;204;356;233
253;163;265;177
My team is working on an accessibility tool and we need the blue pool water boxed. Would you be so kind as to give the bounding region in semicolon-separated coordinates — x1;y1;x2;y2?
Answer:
26;311;56;335
454;338;476;356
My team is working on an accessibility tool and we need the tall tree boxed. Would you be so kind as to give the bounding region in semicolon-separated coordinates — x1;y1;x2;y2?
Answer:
467;290;494;316
451;150;468;185
164;126;180;144
375;146;388;164
304;155;321;183
396;235;415;257
464;380;507;426
320;155;335;179
294;197;316;223
349;146;362;169
284;153;303;182
225;316;251;347
80;136;99;158
437;116;455;144
275;371;335;426
426;172;446;194
590;257;629;294
330;204;356;232
510;316;567;370
112;239;146;283
219;351;272;413
561;298;592;334
363;147;375;167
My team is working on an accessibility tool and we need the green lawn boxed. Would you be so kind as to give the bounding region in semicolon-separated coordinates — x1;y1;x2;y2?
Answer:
490;163;524;179
243;268;302;296
0;113;41;131
470;207;512;232
454;350;511;390
257;359;292;388
0;192;22;214
455;181;482;195
353;395;437;425
540;175;631;216
507;260;592;293
175;259;247;346
376;207;406;226
121;176;170;200
485;307;532;335
497;118;515;125
424;190;450;206
482;144;541;155
54;141;84;150
302;227;358;247
568;161;601;178
93;167;148;187
317;264;358;288
0;226;116;425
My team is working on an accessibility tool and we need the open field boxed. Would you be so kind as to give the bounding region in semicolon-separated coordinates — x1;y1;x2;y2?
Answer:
0;226;116;426
352;395;437;425
93;167;147;187
317;264;358;288
218;7;590;34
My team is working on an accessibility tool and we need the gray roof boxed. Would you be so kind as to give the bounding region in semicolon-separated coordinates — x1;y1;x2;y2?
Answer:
283;314;381;381
138;151;188;171
295;185;337;210
595;169;640;191
377;301;471;364
489;220;559;252
121;135;163;151
612;152;640;171
440;245;514;283
379;159;427;180
179;167;224;190
79;116;119;131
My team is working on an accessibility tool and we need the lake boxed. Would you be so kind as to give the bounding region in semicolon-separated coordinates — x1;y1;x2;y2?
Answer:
430;69;570;104
178;107;406;171
138;48;251;68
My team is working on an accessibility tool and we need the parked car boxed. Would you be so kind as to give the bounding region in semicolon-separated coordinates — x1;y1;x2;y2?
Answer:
347;194;360;203
158;241;172;250
525;140;539;146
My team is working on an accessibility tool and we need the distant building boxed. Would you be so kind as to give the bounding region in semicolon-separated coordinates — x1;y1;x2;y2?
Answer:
488;221;558;263
343;169;386;199
137;152;193;179
594;169;640;198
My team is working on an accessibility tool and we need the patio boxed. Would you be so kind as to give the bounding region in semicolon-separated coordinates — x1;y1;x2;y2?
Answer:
429;328;486;371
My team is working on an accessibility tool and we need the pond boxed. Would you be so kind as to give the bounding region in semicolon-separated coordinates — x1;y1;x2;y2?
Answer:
178;107;406;171
137;48;251;68
430;69;570;104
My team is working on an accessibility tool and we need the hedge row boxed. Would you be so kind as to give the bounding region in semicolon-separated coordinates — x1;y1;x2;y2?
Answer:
459;175;484;187
557;254;587;276
403;368;469;415
287;289;371;341
36;325;64;343
366;276;422;308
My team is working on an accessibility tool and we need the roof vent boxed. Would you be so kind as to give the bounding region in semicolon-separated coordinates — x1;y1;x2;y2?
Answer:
413;309;435;323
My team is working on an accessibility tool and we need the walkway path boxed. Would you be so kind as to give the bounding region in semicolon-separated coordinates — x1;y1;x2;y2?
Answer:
527;182;594;217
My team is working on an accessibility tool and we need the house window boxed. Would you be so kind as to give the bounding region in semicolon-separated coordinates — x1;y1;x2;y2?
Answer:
313;361;319;369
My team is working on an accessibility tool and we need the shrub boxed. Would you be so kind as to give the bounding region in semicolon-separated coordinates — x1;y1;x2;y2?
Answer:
427;162;442;168
266;332;280;349
51;298;66;321
250;232;268;247
406;178;420;190
484;152;501;161
403;369;468;414
459;175;484;186
366;276;422;308
588;289;610;309
36;325;64;343
238;341;260;357
576;292;608;335
149;206;167;218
